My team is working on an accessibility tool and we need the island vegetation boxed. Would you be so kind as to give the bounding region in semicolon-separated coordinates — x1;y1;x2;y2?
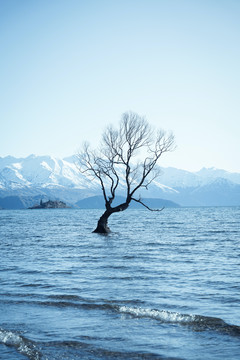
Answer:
29;200;69;209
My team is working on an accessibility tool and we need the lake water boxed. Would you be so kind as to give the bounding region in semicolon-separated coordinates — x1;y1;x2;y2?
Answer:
0;207;240;360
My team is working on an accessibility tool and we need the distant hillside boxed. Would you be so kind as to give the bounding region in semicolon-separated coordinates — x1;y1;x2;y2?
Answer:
0;196;26;209
76;196;180;209
0;195;71;210
0;194;179;210
0;155;240;207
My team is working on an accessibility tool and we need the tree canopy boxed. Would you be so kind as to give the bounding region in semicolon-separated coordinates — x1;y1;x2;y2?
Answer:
77;111;175;233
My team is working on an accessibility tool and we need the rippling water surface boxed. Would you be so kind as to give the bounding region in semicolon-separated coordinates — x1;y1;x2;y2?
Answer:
0;207;240;359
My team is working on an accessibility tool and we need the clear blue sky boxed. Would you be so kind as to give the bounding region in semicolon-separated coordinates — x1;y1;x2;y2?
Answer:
1;0;239;172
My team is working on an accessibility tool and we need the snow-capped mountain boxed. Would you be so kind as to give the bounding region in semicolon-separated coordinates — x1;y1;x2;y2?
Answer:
0;155;240;207
157;166;240;188
0;154;90;189
0;155;100;205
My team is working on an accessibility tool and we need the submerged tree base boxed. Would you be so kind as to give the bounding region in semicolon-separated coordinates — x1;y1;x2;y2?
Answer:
92;225;111;234
92;210;112;234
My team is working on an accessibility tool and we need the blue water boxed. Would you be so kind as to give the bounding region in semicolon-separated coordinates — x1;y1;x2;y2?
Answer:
0;207;240;359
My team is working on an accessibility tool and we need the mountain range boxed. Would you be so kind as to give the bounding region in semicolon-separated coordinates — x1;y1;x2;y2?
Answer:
0;154;240;209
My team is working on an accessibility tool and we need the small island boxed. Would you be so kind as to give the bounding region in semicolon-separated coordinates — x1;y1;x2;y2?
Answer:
29;200;69;209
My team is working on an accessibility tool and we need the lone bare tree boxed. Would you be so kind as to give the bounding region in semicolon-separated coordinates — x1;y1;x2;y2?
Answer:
77;112;175;233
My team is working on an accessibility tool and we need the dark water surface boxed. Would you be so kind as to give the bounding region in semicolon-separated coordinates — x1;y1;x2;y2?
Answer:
0;207;240;359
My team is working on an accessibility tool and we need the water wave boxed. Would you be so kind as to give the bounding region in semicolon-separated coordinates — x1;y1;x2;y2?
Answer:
118;306;240;336
0;328;181;360
42;340;180;360
2;290;240;339
0;328;41;360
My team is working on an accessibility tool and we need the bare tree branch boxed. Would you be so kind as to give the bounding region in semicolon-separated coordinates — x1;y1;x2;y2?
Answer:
131;197;164;212
76;111;175;233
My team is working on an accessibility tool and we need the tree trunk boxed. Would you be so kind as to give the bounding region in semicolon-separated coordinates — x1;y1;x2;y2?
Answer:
93;201;130;234
93;209;112;233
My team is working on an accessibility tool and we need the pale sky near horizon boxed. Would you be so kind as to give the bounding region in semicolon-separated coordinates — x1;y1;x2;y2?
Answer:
1;0;240;172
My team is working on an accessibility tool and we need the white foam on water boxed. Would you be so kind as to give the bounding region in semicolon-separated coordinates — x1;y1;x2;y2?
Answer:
118;305;240;336
0;329;22;345
0;328;41;360
119;306;196;324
